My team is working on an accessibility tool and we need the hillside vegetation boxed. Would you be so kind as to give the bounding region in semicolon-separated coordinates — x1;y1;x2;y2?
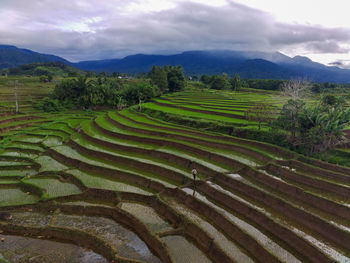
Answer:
4;62;83;77
0;45;68;70
0;75;350;262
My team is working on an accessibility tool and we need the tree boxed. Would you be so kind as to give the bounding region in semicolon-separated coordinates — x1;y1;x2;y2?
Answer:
275;78;350;153
39;75;48;82
150;66;168;93
232;73;241;91
210;75;231;90
311;83;321;93
117;95;124;111
245;79;284;91
34;97;62;112
86;71;95;78
53;75;95;107
8;80;20;113
166;66;185;92
245;102;275;130
14;80;19;114
274;98;350;153
298;103;350;153
321;94;337;106
276;99;305;142
281;78;310;100
200;74;212;85
2;68;9;77
121;82;159;107
47;74;53;82
112;72;120;78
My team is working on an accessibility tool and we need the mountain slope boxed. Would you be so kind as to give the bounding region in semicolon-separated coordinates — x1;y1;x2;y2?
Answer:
7;61;84;76
75;50;350;82
0;45;68;69
2;45;350;82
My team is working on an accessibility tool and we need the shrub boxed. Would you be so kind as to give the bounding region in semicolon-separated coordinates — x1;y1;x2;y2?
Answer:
34;97;63;112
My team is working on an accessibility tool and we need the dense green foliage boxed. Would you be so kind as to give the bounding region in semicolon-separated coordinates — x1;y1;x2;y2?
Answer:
231;73;242;91
274;98;350;153
149;66;168;93
150;65;185;93
36;76;160;111
245;102;275;130
201;75;286;91
200;73;244;90
245;79;285;91
209;75;232;90
34;97;63;112
5;62;82;77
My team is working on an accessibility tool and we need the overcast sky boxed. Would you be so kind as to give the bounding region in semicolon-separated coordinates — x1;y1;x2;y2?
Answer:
1;0;350;67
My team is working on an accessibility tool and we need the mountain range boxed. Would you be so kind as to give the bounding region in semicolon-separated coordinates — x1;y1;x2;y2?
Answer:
1;44;350;83
0;45;69;69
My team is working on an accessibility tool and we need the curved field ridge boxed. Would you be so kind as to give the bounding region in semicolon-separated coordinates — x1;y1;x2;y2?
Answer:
0;90;350;262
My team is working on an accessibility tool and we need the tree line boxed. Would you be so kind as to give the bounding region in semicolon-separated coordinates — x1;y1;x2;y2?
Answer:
199;73;348;93
35;65;185;112
197;75;350;154
271;80;350;154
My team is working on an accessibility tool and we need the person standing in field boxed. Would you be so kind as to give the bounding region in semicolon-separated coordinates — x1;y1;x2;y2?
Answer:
192;168;197;187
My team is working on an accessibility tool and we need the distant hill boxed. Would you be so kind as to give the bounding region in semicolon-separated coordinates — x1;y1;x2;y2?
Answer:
6;62;84;77
75;50;350;83
2;45;350;82
0;45;68;69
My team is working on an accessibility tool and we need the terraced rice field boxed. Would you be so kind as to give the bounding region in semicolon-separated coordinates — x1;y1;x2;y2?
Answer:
142;90;285;130
1;87;350;262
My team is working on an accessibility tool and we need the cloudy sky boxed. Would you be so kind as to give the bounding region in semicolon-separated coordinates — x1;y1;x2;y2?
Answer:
1;0;350;67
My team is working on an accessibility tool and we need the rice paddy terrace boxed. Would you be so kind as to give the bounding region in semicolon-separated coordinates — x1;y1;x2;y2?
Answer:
146;90;280;126
0;87;350;263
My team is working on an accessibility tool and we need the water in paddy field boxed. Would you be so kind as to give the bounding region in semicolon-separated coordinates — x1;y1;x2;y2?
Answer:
41;136;63;147
9;211;53;227
22;177;82;199
181;187;302;263
0;234;108;263
1;211;162;262
166;197;254;263
162;235;212;263
35;155;68;172
207;179;350;262
0;188;40;207
120;202;173;233
66;169;155;195
53;214;162;263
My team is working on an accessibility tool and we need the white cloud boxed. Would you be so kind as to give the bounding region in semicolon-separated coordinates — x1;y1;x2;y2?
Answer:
0;0;349;64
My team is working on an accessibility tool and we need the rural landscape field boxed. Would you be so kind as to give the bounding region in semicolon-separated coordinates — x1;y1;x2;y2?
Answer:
2;0;350;262
0;73;349;263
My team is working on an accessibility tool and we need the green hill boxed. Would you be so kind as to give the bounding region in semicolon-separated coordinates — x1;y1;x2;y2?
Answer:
0;44;68;69
4;62;84;77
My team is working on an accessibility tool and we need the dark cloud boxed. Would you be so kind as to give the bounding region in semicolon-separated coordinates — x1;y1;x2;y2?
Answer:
329;61;343;66
328;60;350;69
306;41;349;54
1;0;350;61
